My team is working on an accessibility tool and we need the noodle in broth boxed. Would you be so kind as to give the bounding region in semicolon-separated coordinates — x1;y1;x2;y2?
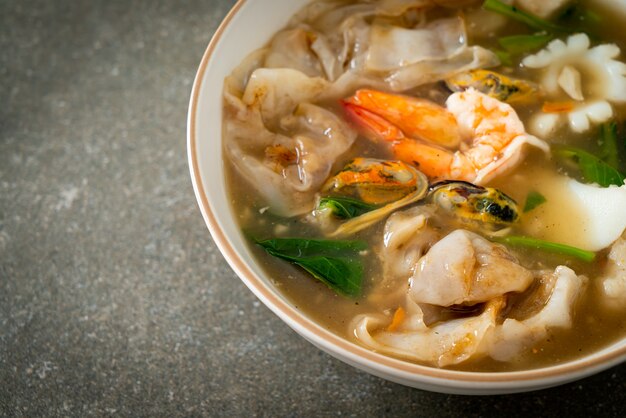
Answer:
223;0;626;371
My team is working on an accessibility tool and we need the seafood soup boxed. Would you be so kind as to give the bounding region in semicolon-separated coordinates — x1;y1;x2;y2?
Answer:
222;0;626;371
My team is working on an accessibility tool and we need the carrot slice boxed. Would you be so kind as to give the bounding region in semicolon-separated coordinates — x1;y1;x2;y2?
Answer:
542;101;575;113
387;307;406;332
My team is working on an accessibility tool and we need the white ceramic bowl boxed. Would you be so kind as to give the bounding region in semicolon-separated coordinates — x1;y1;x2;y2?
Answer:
187;0;626;394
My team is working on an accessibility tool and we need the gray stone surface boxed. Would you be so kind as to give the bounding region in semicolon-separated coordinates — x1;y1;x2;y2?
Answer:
0;0;625;416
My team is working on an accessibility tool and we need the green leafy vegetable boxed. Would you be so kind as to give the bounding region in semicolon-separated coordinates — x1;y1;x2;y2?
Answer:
598;122;620;170
523;191;547;213
318;196;378;220
256;238;367;256
559;3;601;24
555;146;625;187
495;236;596;262
255;238;367;297
493;49;513;67
272;254;362;298
483;0;568;33
498;34;554;55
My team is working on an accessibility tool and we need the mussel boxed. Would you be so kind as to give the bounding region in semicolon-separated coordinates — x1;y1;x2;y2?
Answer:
429;180;519;228
446;69;538;104
316;158;429;236
322;158;424;204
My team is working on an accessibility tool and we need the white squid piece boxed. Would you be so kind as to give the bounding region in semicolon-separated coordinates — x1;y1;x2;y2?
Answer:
519;173;626;252
409;230;534;306
380;205;440;284
597;234;626;309
523;33;626;136
354;265;586;366
486;266;587;362
354;296;505;367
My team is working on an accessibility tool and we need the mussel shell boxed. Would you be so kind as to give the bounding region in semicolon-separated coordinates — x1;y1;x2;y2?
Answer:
318;158;429;237
429;180;519;226
322;158;422;205
445;70;538;104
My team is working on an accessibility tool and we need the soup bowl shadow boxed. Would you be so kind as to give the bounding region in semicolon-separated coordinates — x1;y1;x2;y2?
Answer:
186;0;626;395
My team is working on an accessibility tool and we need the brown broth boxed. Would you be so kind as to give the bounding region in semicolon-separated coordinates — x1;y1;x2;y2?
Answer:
224;0;626;372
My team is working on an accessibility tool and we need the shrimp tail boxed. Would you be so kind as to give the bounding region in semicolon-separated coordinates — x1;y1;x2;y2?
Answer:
343;89;462;148
342;101;406;143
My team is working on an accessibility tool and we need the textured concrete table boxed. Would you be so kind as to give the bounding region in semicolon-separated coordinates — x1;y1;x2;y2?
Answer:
1;0;625;416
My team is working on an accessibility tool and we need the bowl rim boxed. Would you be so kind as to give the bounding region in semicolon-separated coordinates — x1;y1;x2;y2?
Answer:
187;0;626;387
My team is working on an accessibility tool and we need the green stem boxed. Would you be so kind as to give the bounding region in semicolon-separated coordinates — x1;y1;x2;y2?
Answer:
495;235;596;262
498;34;554;55
483;0;568;33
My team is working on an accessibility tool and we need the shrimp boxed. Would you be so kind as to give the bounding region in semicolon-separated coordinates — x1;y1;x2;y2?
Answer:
342;88;549;184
